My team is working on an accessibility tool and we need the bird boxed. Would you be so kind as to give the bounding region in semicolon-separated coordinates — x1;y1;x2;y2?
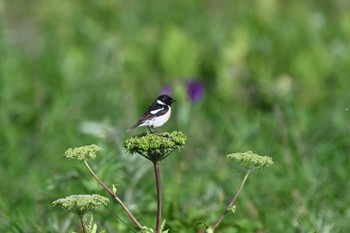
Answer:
127;94;176;133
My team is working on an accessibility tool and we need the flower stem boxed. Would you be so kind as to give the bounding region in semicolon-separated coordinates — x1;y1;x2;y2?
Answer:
153;161;162;233
80;215;87;233
83;160;143;229
212;170;251;232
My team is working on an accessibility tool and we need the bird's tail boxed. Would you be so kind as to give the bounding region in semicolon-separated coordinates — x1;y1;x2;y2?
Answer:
127;124;138;132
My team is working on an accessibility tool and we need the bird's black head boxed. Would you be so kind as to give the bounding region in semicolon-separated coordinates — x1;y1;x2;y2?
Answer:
157;94;176;106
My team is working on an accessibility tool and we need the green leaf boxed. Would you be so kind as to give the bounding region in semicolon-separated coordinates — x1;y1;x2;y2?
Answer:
194;220;209;227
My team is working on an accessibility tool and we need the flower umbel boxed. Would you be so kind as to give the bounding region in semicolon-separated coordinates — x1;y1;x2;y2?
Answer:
227;151;274;171
64;144;102;161
52;194;109;216
123;131;186;162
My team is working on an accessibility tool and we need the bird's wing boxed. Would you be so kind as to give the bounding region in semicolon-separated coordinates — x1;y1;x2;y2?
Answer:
139;106;168;121
127;106;169;132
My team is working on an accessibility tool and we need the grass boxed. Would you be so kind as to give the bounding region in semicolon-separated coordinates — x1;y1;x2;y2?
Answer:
1;0;350;232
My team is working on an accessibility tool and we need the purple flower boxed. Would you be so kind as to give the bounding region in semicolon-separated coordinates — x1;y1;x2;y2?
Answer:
160;86;172;96
187;80;204;103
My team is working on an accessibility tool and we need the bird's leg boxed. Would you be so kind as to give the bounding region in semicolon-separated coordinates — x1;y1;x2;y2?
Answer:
148;126;161;135
147;126;154;134
152;128;171;138
153;127;159;134
147;127;169;137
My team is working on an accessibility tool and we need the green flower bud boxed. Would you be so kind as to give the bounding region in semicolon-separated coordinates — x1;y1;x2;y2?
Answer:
228;205;236;214
112;184;117;195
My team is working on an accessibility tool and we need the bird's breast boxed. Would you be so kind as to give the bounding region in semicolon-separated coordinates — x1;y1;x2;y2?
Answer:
151;107;171;128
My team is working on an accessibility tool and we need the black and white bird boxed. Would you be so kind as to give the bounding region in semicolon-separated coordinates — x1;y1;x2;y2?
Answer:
127;94;176;133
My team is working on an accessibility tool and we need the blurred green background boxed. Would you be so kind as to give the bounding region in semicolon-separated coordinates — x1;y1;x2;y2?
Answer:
1;0;350;232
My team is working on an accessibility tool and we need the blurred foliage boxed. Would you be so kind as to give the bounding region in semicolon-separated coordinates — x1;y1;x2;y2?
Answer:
1;0;350;232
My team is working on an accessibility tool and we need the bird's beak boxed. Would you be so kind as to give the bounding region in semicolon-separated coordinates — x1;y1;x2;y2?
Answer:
172;99;177;103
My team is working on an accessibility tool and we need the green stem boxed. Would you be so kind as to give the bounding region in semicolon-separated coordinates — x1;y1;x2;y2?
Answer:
153;161;162;233
104;205;138;233
212;170;251;232
83;160;143;229
80;215;87;233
